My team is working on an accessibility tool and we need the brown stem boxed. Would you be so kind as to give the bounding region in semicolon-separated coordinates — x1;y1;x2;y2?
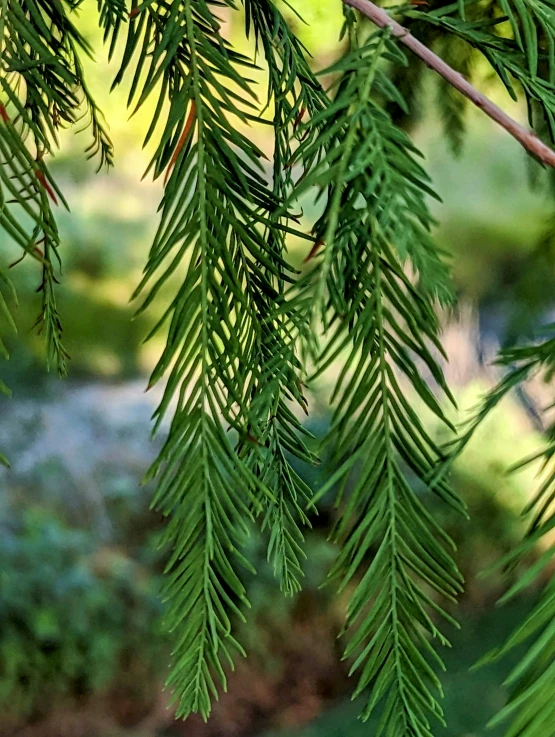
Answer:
344;0;555;168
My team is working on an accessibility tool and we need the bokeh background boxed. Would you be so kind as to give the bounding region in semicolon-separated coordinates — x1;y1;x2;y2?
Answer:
1;2;554;736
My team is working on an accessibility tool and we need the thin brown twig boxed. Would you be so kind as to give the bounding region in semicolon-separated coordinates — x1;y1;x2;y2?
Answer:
344;0;555;168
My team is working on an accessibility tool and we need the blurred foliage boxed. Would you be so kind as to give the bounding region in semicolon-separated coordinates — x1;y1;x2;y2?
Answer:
0;507;164;724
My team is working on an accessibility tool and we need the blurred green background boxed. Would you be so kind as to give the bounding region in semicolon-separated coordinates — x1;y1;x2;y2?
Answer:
1;2;554;736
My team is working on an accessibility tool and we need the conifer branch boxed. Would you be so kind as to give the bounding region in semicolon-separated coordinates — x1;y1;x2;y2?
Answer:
296;27;463;733
344;0;555;168
1;2;554;733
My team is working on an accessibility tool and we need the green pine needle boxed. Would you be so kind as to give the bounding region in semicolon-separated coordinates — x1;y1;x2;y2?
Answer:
1;1;555;734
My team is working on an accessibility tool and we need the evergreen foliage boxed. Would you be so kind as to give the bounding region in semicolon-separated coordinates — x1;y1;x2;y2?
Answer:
0;1;553;735
447;326;555;737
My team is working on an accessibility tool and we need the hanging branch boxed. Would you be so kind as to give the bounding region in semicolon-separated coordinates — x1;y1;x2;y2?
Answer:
344;0;555;168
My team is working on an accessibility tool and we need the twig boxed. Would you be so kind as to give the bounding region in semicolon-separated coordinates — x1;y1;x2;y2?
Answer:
344;0;555;168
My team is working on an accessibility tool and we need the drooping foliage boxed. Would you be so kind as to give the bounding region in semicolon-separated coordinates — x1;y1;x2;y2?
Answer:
290;26;465;731
0;1;554;735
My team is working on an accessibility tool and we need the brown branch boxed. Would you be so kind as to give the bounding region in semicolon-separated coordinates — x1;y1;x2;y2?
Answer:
344;0;555;168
